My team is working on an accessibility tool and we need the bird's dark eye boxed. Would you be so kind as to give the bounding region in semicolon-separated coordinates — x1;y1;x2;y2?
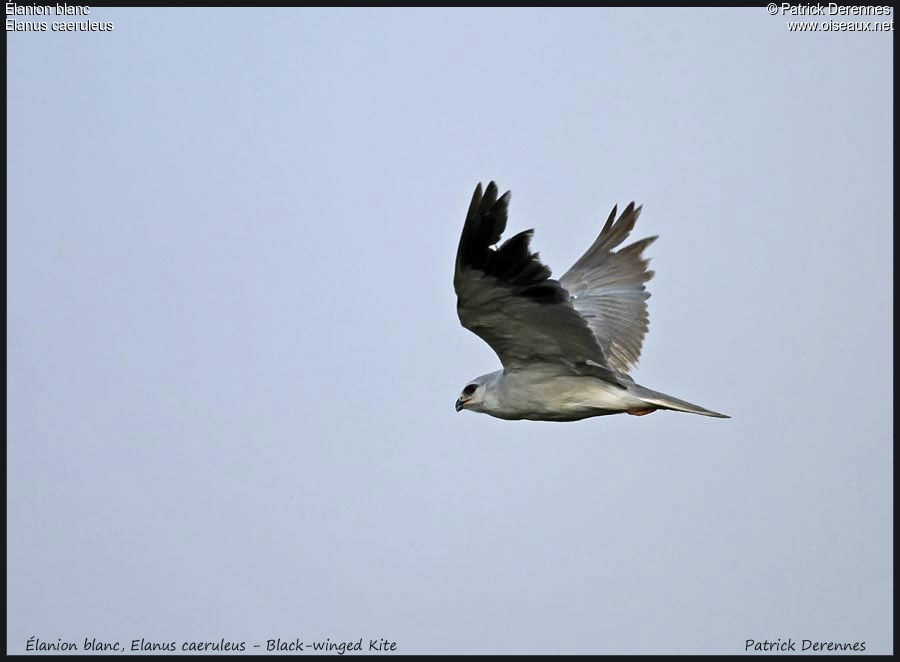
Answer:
463;384;478;396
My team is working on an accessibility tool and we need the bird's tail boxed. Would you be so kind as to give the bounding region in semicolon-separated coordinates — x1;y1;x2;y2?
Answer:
628;383;730;418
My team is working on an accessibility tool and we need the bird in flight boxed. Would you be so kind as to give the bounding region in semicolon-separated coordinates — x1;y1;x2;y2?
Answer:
453;181;728;421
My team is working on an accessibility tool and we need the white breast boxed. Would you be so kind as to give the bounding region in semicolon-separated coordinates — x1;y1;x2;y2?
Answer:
489;370;646;421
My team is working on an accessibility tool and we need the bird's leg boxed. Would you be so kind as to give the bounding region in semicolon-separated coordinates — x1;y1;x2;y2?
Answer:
626;407;657;416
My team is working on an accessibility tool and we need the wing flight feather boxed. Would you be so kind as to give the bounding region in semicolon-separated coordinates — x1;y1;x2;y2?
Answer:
560;202;657;374
454;182;623;384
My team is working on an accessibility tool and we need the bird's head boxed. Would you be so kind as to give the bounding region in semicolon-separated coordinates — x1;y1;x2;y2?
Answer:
455;377;488;413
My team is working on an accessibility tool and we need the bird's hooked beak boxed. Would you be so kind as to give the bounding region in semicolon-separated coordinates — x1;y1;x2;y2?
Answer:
455;398;466;412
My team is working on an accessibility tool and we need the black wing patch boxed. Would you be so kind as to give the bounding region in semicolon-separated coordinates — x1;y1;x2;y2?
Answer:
456;182;567;305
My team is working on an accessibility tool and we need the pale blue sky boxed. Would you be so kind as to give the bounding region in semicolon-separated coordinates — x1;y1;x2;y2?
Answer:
7;7;893;655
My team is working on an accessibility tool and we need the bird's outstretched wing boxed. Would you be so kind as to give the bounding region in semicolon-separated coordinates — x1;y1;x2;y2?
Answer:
560;202;656;374
454;182;623;385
